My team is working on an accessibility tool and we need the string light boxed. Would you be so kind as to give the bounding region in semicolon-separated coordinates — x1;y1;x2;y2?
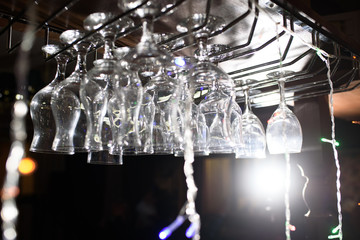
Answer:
316;52;343;240
321;138;340;147
159;68;201;240
2;4;35;239
284;153;291;240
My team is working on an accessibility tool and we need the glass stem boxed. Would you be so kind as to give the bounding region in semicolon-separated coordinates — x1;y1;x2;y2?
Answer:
210;76;219;92
140;18;154;43
103;36;114;60
197;37;209;62
74;51;87;74
53;60;67;83
244;88;252;114
278;79;287;108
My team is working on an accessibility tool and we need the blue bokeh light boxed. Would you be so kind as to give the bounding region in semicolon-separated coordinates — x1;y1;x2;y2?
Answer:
159;228;171;239
174;57;186;67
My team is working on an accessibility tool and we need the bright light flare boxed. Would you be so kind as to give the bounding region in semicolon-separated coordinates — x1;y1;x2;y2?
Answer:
251;161;285;197
18;157;37;175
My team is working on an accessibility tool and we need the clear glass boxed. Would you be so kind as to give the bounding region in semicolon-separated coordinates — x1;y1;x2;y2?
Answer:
230;102;243;154
51;30;92;153
30;44;72;153
108;47;132;156
112;68;143;155
266;72;303;154
237;85;266;158
168;57;209;157
87;151;123;165
177;14;235;154
143;67;176;155
198;80;233;154
81;13;134;154
137;92;155;154
118;1;175;155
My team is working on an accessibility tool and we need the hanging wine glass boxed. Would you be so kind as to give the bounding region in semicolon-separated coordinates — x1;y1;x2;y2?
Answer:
107;47;132;156
117;0;175;154
230;101;243;156
177;14;235;154
266;71;302;154
81;13;134;164
142;33;178;154
177;14;234;98
51;30;93;154
236;80;266;158
111;46;144;155
109;46;154;156
30;44;73;153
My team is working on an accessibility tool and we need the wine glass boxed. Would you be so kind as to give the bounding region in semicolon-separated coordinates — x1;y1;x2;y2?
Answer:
110;47;144;155
230;101;243;155
236;80;266;158
266;71;302;154
51;30;93;154
118;1;175;154
168;56;209;157
177;14;235;154
30;44;73;153
81;13;134;162
142;33;177;154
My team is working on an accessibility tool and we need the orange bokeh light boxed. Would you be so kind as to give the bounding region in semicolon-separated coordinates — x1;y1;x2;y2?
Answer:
18;158;37;175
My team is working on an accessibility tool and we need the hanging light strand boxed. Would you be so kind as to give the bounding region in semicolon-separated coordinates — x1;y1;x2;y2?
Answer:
183;88;201;240
316;52;343;240
284;153;292;240
2;4;37;240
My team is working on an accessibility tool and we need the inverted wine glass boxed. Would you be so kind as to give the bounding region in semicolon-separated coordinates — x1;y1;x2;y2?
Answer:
81;12;134;154
177;14;235;154
168;56;209;157
177;14;234;98
111;46;144;155
51;30;93;153
30;44;73;153
142;33;177;154
236;80;266;158
266;71;302;154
